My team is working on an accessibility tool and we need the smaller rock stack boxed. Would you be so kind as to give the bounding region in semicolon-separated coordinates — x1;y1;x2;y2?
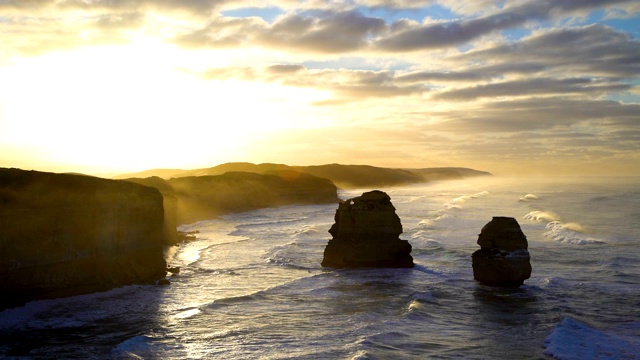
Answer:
321;190;414;268
472;217;531;287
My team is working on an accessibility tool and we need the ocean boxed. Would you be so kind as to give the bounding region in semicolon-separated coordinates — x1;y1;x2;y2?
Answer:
1;176;639;359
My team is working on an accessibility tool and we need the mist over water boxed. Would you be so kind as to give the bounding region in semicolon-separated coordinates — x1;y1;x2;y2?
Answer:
1;176;639;359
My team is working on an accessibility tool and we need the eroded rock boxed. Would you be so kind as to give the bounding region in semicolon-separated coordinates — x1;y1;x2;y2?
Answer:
321;190;414;268
472;217;532;287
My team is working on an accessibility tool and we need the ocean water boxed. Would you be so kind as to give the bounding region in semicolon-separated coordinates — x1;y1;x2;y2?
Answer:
1;176;640;359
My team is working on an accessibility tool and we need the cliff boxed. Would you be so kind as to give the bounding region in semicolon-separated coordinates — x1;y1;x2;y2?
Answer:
0;168;167;309
125;170;339;226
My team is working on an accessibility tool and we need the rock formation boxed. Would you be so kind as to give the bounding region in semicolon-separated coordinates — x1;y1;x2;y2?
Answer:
0;168;168;309
471;217;532;287
321;190;414;268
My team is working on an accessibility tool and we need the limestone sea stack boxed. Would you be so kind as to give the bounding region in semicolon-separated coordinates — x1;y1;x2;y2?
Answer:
471;217;532;287
321;190;414;268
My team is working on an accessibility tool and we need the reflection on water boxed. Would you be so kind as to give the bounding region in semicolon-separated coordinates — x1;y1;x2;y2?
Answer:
1;177;639;358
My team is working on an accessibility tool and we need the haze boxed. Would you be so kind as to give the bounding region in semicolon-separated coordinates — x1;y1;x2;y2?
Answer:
1;1;639;176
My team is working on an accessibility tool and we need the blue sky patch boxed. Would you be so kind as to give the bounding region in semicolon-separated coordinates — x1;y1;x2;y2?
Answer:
359;4;457;24
221;7;285;23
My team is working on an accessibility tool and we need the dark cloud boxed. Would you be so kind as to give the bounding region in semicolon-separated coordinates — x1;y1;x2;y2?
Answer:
435;78;631;100
396;71;486;83
375;0;634;51
176;10;387;53
266;64;305;74
259;10;387;52
459;25;640;78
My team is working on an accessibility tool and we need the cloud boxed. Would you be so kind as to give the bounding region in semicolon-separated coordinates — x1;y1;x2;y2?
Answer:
458;24;640;78
261;10;387;52
435;78;631;100
430;98;640;133
4;0;636;57
375;0;635;51
395;63;549;84
176;9;387;53
196;65;426;100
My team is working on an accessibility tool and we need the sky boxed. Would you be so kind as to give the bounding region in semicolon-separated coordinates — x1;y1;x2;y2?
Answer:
0;0;639;176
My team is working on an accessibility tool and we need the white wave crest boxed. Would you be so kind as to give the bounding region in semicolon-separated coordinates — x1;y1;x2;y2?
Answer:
544;221;604;245
418;219;435;228
292;225;321;238
112;335;158;359
519;193;540;202
449;191;490;204
523;210;560;222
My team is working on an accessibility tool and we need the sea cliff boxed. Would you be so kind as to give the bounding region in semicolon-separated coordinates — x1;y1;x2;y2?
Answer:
0;168;167;309
125;170;339;226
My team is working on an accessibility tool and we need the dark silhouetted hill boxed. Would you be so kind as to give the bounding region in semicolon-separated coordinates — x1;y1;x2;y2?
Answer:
115;162;492;188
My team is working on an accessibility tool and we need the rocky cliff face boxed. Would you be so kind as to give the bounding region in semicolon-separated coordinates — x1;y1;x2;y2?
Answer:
0;168;167;309
471;217;532;287
322;190;414;268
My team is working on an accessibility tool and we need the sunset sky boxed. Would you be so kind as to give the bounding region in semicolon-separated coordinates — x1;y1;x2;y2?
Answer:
1;0;639;176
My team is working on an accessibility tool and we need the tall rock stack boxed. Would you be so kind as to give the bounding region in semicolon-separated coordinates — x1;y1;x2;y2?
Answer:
321;190;414;268
471;217;532;287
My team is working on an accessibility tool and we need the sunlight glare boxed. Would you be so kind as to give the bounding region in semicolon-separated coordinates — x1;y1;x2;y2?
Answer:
0;39;331;171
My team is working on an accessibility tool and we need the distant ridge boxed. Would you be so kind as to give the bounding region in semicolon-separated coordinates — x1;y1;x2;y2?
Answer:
124;171;338;225
114;162;492;189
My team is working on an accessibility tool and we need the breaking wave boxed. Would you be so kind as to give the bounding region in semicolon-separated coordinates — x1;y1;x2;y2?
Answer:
544;221;605;245
523;210;560;222
544;317;640;359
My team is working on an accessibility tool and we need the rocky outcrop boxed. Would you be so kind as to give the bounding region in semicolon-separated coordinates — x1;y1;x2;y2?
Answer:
0;168;168;309
321;190;414;268
471;217;532;287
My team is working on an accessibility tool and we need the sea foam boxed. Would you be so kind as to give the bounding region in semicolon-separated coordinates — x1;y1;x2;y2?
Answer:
544;317;640;360
544;221;605;245
523;210;560;222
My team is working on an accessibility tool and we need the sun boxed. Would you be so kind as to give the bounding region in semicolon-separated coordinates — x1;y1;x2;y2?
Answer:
0;39;331;173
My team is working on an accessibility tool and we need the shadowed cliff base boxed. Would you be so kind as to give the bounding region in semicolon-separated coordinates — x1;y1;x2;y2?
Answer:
0;168;168;310
114;162;492;189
